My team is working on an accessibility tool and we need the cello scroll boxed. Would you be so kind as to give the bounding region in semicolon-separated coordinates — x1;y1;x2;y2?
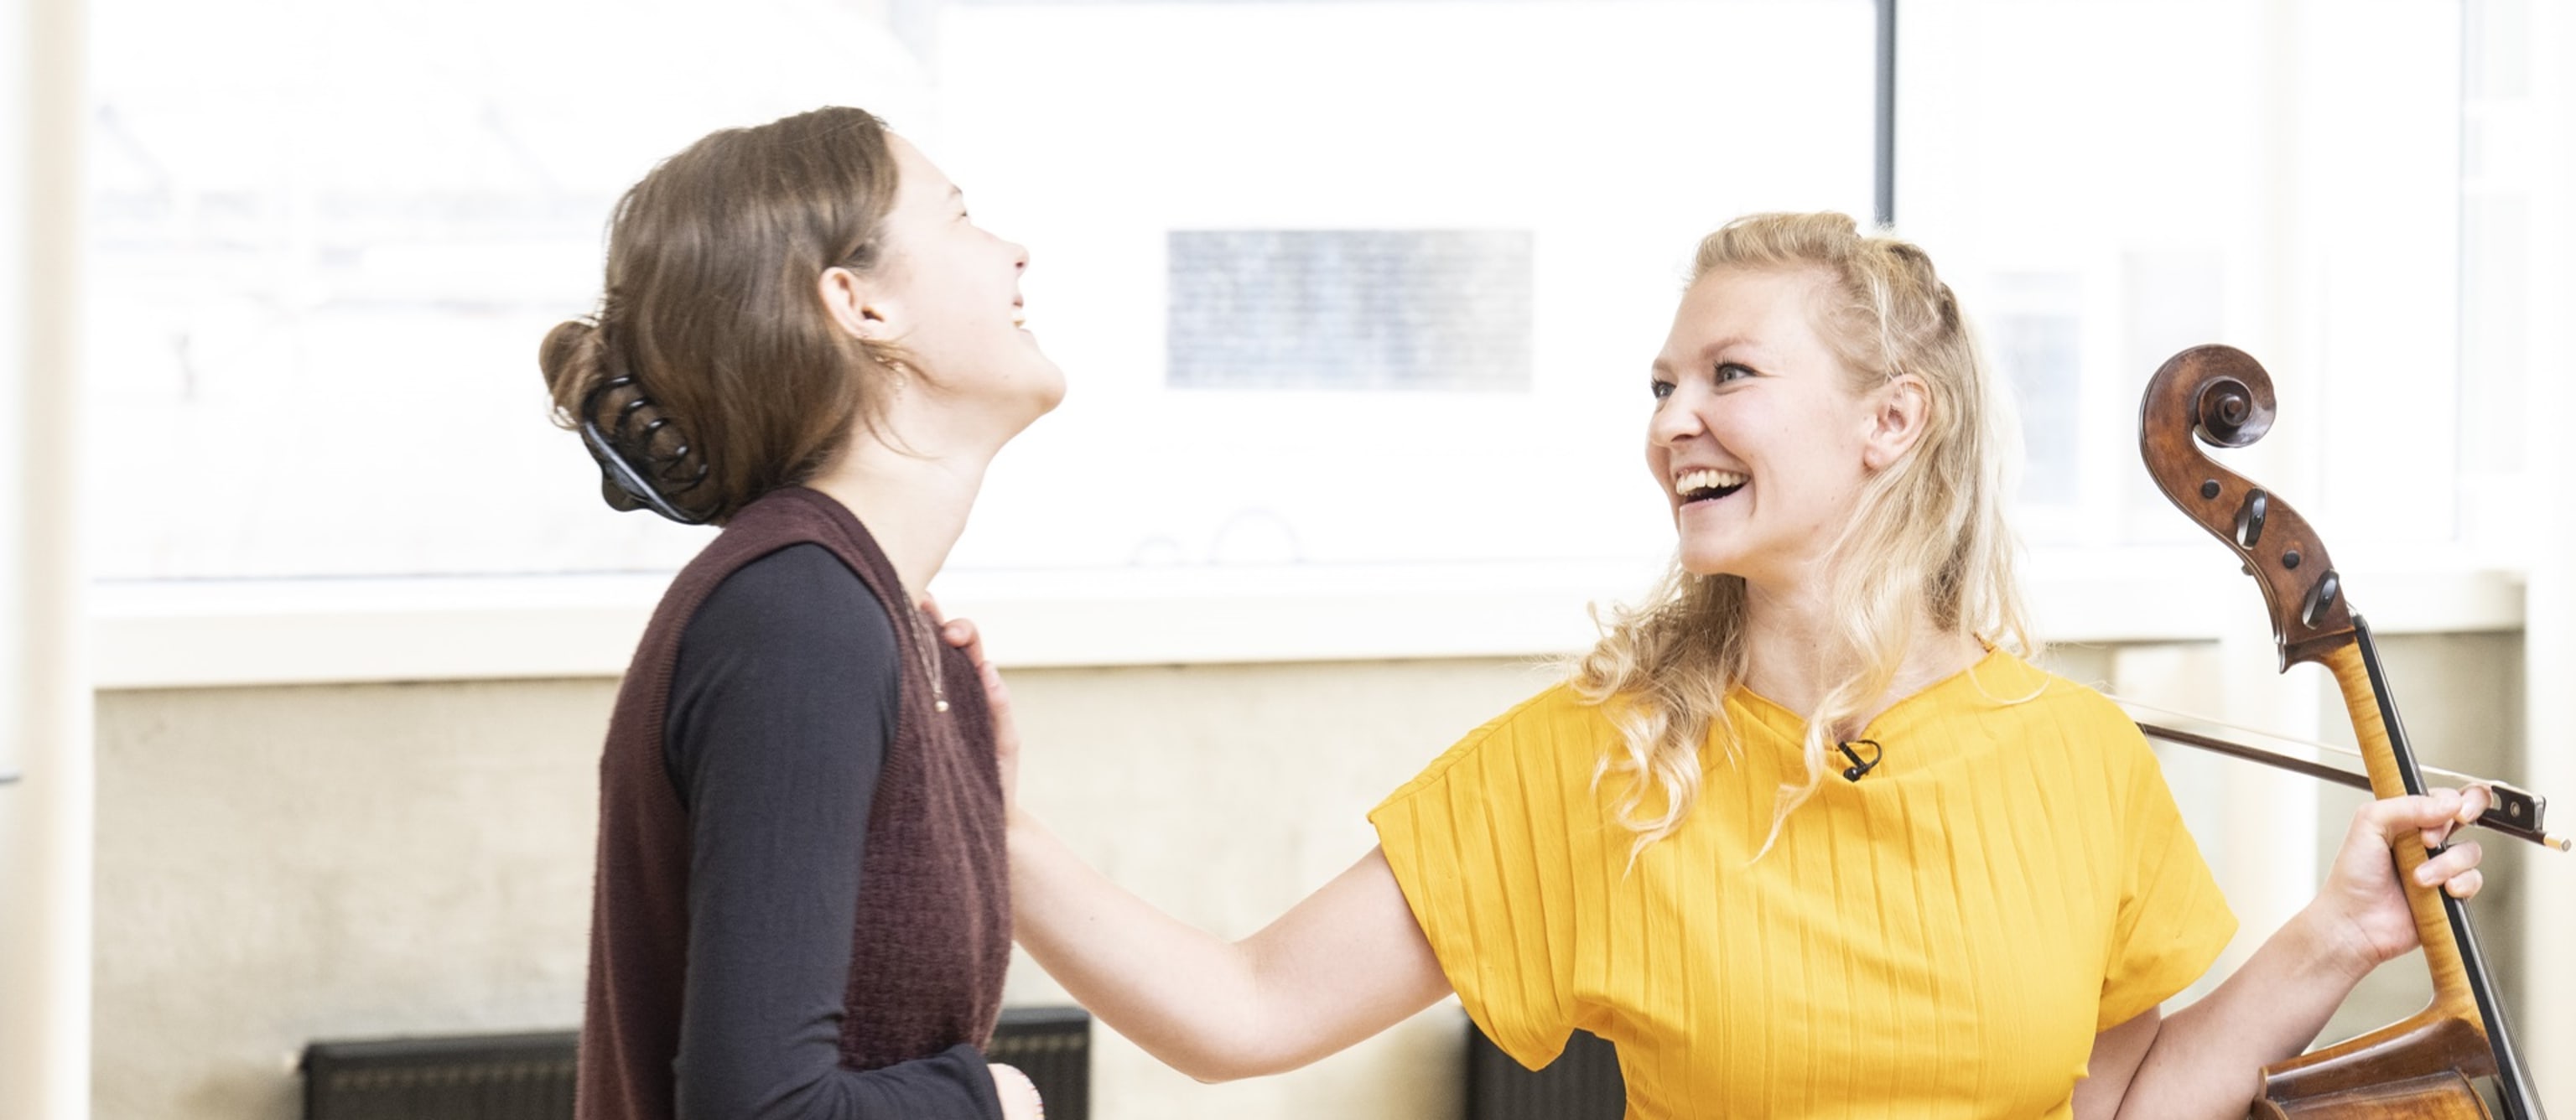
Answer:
2137;345;2352;669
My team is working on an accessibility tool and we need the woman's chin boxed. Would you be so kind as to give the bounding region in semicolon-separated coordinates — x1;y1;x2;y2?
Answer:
1011;369;1066;424
1675;552;1736;578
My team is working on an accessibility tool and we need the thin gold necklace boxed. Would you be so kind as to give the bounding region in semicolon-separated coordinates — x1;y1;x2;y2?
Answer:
906;605;949;713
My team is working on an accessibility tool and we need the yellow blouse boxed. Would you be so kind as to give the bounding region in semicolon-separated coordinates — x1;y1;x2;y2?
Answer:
1369;650;2236;1118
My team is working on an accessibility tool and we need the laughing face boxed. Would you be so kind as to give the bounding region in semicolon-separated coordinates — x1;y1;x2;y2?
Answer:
870;135;1067;424
1645;266;1893;589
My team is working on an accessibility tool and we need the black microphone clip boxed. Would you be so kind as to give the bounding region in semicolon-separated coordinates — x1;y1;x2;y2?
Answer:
1836;739;1883;782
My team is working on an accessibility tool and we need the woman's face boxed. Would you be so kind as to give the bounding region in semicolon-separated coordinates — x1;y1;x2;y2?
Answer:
1645;266;1886;588
870;136;1067;425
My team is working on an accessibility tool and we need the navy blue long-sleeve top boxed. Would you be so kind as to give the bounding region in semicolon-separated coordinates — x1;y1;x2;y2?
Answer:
663;542;1004;1120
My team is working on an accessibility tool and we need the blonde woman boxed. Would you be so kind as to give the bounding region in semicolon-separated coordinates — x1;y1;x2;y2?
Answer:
950;212;2490;1117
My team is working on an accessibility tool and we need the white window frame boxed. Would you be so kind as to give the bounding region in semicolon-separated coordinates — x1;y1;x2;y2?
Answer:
90;551;2523;690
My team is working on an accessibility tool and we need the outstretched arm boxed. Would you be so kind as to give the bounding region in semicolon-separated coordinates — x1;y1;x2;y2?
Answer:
2075;786;2491;1120
941;615;1456;1082
1013;830;1453;1080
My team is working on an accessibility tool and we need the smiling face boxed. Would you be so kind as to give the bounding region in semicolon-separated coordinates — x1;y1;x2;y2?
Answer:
1646;265;1897;589
851;136;1067;428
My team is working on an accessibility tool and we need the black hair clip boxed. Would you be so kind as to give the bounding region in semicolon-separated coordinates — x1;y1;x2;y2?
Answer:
578;375;713;525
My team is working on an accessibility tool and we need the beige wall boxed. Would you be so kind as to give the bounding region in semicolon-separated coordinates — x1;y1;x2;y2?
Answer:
93;658;1559;1120
93;635;2534;1120
95;679;609;1120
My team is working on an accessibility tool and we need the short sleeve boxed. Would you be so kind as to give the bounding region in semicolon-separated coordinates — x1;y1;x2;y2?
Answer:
1368;688;1585;1071
2095;745;2239;1030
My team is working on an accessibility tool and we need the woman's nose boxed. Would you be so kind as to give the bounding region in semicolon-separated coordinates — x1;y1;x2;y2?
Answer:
1649;394;1706;444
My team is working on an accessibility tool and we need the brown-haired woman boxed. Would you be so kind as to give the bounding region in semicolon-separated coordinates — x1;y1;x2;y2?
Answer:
540;106;1060;1120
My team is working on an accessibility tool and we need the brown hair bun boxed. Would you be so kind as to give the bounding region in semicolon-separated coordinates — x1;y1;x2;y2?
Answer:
538;106;906;525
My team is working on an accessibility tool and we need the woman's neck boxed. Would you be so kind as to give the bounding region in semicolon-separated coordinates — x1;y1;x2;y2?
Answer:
805;441;992;608
1739;578;1984;733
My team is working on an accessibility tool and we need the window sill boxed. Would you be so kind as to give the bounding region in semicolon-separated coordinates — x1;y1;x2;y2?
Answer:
89;549;2524;691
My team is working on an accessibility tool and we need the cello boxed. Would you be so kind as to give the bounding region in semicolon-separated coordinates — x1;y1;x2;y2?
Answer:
2138;344;2547;1117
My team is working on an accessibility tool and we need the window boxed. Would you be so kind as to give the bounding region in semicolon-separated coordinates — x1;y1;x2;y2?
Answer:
2459;0;2535;556
85;0;932;579
1981;272;2083;507
86;0;1880;582
1899;0;2471;560
932;0;1876;573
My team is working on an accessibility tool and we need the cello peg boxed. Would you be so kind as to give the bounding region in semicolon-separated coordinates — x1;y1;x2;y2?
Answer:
2300;570;2341;628
2236;489;2269;547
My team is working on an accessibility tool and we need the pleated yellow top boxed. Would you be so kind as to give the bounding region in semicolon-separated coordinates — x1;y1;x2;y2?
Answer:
1369;650;2236;1118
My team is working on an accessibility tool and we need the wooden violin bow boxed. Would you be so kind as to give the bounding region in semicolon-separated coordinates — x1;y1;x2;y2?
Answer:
2139;344;2544;1118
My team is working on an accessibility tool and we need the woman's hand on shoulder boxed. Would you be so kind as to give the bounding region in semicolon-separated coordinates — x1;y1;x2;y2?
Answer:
2306;785;2490;975
932;607;1021;815
988;1062;1044;1120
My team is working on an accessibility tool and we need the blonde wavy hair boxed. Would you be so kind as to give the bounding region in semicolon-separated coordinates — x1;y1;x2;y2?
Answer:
1571;211;2036;858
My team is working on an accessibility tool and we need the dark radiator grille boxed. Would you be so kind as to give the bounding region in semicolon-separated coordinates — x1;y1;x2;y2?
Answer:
1466;1018;1625;1120
303;1007;1091;1120
989;1005;1092;1120
303;1032;574;1120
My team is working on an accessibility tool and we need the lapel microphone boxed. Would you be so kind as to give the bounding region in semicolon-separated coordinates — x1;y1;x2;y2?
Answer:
1836;739;1883;782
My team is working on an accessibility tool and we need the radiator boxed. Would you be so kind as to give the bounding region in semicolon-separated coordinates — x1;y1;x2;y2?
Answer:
302;1006;1092;1120
1464;1017;1626;1120
987;1005;1092;1120
302;1031;575;1120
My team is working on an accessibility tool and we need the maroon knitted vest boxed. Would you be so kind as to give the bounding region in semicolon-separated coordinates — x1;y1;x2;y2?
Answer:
575;486;1010;1120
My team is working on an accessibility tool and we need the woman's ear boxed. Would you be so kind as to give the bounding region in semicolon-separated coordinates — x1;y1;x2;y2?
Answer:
818;266;896;342
1861;372;1932;471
